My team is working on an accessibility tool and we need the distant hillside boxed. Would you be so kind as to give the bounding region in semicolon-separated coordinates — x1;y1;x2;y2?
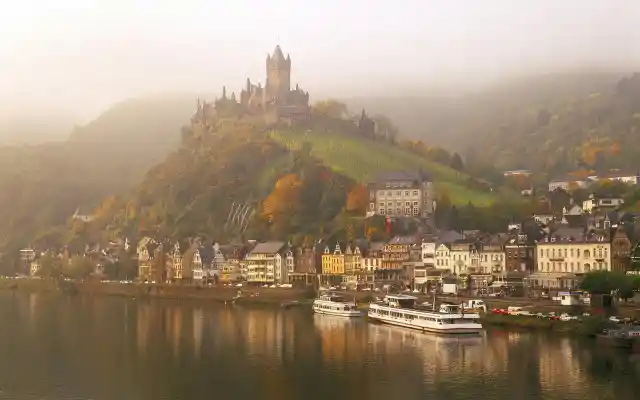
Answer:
344;71;629;176
0;95;195;263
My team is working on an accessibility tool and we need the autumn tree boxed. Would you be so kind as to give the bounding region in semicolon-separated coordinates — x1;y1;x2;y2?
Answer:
262;174;302;229
311;100;348;119
345;184;369;214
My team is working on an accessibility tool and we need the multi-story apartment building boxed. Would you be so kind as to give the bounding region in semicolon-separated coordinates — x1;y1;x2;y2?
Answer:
536;235;611;275
367;171;435;218
245;241;287;284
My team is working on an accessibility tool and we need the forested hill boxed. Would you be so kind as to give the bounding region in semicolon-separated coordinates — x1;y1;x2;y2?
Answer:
0;95;194;261
345;71;640;177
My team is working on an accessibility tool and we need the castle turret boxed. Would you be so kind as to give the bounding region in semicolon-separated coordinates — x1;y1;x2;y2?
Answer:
222;86;227;99
266;45;291;100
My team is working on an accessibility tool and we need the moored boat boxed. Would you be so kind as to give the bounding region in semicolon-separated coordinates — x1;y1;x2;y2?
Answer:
367;294;483;334
312;292;362;317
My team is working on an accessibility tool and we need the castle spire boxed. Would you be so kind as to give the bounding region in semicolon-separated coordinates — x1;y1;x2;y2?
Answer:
271;45;285;63
222;86;227;99
246;78;251;92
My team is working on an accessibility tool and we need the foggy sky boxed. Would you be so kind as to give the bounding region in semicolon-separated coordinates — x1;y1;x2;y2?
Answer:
1;0;640;121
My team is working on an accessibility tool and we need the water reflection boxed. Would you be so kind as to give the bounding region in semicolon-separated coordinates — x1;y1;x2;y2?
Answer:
1;292;639;400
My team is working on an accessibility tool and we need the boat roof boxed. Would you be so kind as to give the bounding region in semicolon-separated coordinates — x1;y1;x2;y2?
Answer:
385;294;418;300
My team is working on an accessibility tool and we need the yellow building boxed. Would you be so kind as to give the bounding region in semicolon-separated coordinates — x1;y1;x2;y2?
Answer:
322;243;345;275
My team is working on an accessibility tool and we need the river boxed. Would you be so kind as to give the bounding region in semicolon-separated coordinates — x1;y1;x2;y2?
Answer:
0;292;637;400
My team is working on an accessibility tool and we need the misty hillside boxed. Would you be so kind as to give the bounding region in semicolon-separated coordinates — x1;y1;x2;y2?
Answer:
0;95;195;256
343;71;620;146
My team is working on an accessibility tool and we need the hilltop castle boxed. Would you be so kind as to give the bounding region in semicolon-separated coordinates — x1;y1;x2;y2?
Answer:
193;45;311;126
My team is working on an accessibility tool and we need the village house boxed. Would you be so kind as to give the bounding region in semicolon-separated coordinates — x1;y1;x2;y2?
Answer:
435;243;451;271
341;244;363;287
478;235;508;275
360;242;384;272
548;177;589;192
245;241;289;285
449;240;476;275
610;227;631;273
219;243;249;283
191;245;214;284
170;241;186;281
504;233;536;273
289;244;321;286
137;237;159;282
421;239;436;268
582;194;624;214
367;170;435;218
589;170;639;185
321;243;345;285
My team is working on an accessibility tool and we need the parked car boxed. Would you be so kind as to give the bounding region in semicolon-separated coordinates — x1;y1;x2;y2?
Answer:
560;313;578;321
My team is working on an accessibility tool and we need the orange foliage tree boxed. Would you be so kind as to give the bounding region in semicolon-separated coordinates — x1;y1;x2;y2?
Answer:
346;184;368;214
262;174;302;223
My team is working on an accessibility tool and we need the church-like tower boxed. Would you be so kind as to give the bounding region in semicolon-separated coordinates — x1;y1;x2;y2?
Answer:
265;45;291;100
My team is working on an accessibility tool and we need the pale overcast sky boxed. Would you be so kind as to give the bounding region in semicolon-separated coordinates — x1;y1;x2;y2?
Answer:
1;0;639;119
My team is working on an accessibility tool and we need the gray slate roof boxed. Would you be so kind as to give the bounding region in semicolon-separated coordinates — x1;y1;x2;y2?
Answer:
249;241;285;255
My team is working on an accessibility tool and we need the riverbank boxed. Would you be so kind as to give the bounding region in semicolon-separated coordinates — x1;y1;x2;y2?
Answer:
0;278;315;307
479;313;609;337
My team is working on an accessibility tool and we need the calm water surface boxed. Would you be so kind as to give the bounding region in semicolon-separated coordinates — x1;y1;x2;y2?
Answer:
0;292;638;400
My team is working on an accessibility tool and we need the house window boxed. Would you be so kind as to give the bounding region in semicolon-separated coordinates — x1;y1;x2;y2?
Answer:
387;208;392;214
396;208;401;214
369;203;375;210
413;208;419;216
413;190;418;196
413;201;418;206
405;201;411;206
379;208;385;215
405;191;410;196
396;191;401;196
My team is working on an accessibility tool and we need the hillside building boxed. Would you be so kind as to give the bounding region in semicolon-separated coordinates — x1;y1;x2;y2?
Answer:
367;171;435;218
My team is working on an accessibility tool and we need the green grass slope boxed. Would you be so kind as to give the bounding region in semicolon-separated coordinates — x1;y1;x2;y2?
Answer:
269;129;505;205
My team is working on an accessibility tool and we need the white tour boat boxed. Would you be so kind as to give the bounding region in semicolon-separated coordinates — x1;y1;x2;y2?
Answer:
312;292;362;317
368;294;483;334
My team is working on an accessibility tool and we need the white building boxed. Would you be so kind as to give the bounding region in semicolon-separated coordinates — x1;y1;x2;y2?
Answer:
536;236;611;275
360;242;383;272
421;241;436;267
435;244;452;271
245;242;291;284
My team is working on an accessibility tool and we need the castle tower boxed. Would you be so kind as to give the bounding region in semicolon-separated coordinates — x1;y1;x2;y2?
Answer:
265;45;291;100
